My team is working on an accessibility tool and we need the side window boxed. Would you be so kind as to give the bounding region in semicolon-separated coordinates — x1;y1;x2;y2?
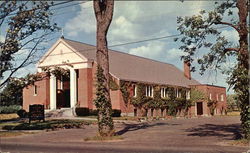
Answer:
34;85;37;96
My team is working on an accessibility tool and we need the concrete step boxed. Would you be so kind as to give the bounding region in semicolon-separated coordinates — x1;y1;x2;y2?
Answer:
45;108;74;118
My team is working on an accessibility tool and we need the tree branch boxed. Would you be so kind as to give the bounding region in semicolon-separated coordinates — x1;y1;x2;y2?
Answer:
214;21;240;32
224;47;239;53
0;37;43;88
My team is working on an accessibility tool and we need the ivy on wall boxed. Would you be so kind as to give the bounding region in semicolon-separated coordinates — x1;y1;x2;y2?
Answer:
190;88;207;105
119;81;192;117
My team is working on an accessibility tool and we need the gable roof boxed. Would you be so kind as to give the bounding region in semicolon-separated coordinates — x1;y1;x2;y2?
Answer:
62;38;200;88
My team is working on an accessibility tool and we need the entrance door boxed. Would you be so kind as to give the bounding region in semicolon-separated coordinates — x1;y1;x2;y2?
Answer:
197;102;203;115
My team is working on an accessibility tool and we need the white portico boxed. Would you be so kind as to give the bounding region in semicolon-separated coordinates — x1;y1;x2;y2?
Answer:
37;38;92;110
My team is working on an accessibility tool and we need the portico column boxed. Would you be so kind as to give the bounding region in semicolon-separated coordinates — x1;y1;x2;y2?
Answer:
50;74;57;110
70;69;77;108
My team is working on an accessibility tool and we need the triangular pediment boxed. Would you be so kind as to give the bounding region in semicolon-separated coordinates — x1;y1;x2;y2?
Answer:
38;39;87;68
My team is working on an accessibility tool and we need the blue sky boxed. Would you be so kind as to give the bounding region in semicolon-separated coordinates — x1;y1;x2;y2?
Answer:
2;1;239;94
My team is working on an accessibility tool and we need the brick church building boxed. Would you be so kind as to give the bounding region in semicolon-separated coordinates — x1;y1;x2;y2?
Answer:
23;38;227;117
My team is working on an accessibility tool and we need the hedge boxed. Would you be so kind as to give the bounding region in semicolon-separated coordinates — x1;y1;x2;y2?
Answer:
75;107;121;117
0;105;22;114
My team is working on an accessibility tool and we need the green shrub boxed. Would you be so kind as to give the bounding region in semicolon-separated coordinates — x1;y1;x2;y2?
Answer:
89;109;98;116
17;109;28;118
112;109;121;117
0;105;22;114
75;107;89;116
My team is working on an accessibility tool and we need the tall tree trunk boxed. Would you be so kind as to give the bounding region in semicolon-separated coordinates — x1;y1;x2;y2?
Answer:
236;0;249;139
93;0;114;137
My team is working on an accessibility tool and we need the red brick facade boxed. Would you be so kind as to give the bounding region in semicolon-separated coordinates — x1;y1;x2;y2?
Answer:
23;75;50;111
23;66;227;117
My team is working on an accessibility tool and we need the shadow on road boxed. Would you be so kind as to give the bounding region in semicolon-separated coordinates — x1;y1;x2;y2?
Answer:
116;122;178;136
185;123;242;140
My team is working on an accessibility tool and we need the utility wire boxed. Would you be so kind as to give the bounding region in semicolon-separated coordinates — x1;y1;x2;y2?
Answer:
4;1;75;17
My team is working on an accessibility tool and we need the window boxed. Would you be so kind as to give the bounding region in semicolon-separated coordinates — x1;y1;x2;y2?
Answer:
209;93;212;100
34;85;37;96
186;90;190;99
146;86;153;97
216;94;219;101
161;88;169;98
221;94;224;101
133;85;137;97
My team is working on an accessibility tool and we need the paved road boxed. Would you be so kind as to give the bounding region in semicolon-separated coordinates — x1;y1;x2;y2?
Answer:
1;116;249;153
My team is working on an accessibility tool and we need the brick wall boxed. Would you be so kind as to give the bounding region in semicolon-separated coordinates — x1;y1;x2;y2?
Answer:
23;76;50;111
190;84;227;116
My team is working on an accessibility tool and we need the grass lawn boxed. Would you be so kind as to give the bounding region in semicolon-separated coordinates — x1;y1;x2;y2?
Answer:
226;111;240;116
1;119;96;131
0;113;19;121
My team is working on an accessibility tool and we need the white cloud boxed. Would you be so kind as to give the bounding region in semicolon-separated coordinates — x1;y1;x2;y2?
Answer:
221;30;239;44
64;1;214;42
166;48;186;61
129;41;166;61
65;2;96;37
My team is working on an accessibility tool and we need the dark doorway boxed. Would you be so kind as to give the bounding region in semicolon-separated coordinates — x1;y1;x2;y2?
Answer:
56;76;70;109
197;102;203;115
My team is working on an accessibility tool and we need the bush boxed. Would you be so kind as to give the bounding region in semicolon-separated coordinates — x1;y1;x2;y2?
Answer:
0;105;22;114
89;109;98;116
17;109;28;118
75;107;89;116
112;109;121;117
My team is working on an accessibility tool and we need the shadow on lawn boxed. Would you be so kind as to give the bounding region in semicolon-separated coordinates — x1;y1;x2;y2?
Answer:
116;122;179;136
185;123;242;140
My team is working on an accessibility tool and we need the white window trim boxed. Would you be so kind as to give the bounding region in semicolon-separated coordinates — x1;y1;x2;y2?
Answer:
221;94;224;101
161;88;169;98
186;90;190;100
146;86;153;97
209;93;212;100
133;85;137;97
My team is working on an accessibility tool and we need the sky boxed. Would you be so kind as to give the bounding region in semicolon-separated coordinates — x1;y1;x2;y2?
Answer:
2;1;240;94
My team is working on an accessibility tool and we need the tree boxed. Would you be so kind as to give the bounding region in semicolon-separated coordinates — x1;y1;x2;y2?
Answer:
93;0;114;137
175;0;249;139
227;94;240;111
0;77;24;106
0;1;58;88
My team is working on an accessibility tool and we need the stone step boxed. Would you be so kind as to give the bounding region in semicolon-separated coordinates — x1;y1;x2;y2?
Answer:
45;108;74;118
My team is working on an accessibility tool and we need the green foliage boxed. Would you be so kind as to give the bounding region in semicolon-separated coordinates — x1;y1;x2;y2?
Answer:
2;119;92;130
207;100;218;116
17;109;28;118
176;0;249;139
109;77;119;91
190;88;206;105
75;107;90;116
0;1;59;87
42;66;70;79
112;109;121;117
94;65;114;136
227;94;240;111
0;105;22;114
120;80;132;105
146;86;164;109
131;83;148;108
0;78;24;106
